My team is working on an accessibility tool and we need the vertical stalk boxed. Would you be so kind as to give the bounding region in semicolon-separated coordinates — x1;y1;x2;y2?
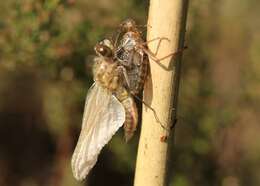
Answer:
134;0;189;186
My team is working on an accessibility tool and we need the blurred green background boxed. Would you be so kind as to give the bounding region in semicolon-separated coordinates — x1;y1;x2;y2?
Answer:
0;0;259;186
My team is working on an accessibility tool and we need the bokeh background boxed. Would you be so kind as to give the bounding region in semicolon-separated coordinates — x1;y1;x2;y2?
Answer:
0;0;259;186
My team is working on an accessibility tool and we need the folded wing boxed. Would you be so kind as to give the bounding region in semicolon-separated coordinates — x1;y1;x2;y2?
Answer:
71;83;125;180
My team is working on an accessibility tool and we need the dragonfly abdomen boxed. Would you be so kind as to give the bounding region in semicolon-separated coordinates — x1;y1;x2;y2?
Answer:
115;87;138;142
122;97;138;142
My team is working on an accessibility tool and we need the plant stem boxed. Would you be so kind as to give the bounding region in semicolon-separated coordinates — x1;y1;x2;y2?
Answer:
134;0;189;186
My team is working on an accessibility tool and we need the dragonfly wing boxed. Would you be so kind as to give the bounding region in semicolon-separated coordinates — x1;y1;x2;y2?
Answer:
71;84;125;181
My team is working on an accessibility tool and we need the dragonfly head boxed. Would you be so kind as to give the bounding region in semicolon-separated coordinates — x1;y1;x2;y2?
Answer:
95;39;114;58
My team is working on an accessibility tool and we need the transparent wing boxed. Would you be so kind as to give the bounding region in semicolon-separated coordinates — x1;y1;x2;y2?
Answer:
71;83;125;181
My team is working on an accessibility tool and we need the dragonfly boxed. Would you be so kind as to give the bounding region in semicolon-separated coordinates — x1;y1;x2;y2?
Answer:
90;20;153;141
95;19;173;133
71;19;186;181
71;40;137;181
94;39;139;141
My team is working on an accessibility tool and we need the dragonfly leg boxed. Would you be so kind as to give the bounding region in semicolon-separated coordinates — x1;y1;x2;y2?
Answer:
130;93;169;131
141;37;170;56
142;46;187;63
113;31;121;48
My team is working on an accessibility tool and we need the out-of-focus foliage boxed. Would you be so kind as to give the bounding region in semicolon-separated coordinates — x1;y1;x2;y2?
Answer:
0;0;259;186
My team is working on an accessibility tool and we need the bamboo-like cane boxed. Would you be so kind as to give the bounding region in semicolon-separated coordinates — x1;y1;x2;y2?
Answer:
134;1;189;186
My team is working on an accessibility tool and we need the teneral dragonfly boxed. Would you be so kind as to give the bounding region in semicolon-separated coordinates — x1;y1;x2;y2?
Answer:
71;41;137;181
92;20;153;140
94;38;142;141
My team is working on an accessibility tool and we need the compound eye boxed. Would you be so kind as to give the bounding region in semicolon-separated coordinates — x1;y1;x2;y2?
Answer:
95;44;113;57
